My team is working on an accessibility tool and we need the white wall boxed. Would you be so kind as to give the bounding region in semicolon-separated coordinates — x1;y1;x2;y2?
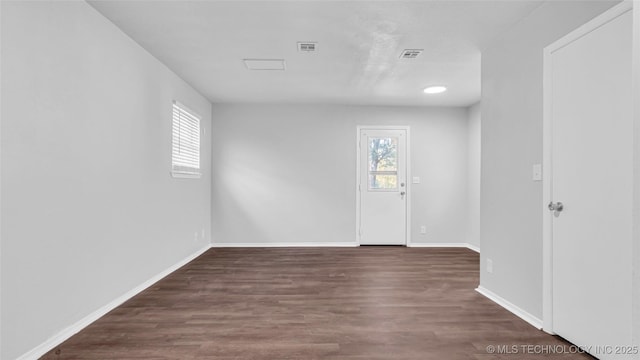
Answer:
466;102;481;250
0;2;211;359
480;1;617;320
211;104;470;246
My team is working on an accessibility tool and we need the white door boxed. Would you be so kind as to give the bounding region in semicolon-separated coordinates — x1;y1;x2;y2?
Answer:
547;6;632;359
358;128;407;245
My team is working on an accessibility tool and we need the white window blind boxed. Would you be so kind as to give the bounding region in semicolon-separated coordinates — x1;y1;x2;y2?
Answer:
171;101;201;178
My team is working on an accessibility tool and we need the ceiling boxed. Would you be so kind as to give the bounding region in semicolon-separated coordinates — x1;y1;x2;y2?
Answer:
88;1;544;107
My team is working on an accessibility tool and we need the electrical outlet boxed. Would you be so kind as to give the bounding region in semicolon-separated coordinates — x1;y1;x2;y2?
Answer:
487;259;493;274
194;232;198;241
420;226;426;234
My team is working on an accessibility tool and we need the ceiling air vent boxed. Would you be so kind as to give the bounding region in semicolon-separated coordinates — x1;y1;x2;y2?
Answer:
243;59;286;70
298;42;317;52
400;49;423;59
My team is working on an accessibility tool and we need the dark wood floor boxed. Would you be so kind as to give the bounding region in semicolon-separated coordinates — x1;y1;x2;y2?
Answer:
41;247;592;359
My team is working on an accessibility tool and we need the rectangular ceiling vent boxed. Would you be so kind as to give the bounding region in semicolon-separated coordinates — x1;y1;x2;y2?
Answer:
298;42;317;52
243;59;286;70
400;49;423;59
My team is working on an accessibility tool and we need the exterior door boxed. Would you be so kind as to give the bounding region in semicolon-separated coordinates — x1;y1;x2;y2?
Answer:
546;6;632;359
358;128;407;245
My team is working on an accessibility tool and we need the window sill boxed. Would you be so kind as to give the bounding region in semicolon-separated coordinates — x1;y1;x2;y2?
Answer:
171;171;201;179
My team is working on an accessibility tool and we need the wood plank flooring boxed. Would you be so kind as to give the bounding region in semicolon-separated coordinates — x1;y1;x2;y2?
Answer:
41;247;593;359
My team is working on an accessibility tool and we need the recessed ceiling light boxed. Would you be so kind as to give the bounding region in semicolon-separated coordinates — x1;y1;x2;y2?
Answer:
423;86;447;94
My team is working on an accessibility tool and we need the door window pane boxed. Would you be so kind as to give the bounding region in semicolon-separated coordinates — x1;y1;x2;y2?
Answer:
368;137;398;190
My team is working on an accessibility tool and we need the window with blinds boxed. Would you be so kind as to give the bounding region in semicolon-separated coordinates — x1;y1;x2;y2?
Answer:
171;101;201;178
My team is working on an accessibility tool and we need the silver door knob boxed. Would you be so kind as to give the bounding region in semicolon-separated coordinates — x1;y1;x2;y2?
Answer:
548;201;564;212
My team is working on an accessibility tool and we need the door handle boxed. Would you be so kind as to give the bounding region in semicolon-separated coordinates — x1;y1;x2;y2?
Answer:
548;201;564;212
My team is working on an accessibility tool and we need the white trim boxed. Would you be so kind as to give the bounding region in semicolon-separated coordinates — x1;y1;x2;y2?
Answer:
476;286;543;330
405;128;412;247
211;242;359;248
172;100;202;120
355;128;361;245
466;243;480;253
210;242;480;251
545;2;633;55
409;242;479;253
542;0;633;335
542;28;554;334
634;0;640;350
16;245;212;360
356;126;411;246
170;171;202;179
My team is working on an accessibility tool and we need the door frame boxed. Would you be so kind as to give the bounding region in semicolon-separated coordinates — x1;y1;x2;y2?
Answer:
356;126;411;246
542;0;633;334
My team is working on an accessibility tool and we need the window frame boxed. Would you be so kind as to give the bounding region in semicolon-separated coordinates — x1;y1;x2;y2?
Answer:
171;100;201;179
367;136;399;191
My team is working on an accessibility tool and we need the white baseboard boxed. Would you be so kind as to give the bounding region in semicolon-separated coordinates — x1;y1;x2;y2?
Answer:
17;245;212;360
409;242;480;253
466;243;480;253
211;242;359;247
475;286;543;330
